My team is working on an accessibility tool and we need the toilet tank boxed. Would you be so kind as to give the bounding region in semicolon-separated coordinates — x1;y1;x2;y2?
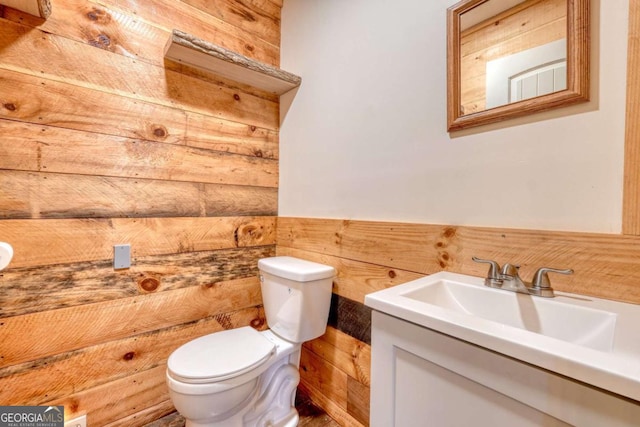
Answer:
258;256;335;343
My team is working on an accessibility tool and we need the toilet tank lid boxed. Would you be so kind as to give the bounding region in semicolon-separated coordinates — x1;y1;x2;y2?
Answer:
258;256;335;282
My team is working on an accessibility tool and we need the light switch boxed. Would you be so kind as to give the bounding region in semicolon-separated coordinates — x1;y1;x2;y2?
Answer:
114;244;131;269
64;414;87;427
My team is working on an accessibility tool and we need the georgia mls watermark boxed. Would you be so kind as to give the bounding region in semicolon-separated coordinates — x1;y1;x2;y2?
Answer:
0;406;64;427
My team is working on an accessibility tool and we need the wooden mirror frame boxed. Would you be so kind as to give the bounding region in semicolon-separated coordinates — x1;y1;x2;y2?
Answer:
447;0;590;132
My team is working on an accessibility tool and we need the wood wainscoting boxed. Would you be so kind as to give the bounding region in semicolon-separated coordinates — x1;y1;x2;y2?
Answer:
277;216;640;426
0;0;281;425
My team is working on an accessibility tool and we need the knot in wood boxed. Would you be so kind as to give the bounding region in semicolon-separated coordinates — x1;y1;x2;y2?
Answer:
86;7;111;23
3;103;16;111
442;227;457;239
388;270;397;279
138;277;160;292
153;126;167;138
438;251;451;269
97;33;111;47
123;351;136;361
250;318;265;328
233;94;241;101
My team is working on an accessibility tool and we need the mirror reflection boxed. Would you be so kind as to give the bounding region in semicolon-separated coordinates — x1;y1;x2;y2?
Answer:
459;0;567;115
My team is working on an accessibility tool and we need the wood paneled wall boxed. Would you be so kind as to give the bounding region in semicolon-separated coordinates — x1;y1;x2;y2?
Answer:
2;1;638;427
0;0;281;425
460;0;566;114
277;216;640;426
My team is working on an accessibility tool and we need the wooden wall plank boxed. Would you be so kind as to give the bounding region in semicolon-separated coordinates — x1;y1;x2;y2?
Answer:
0;72;278;159
185;113;278;159
103;401;175;427
48;364;169;424
0;246;274;318
0;171;277;220
623;0;640;235
264;0;283;8
303;327;371;387
346;378;370;427
0;171;202;219
0;19;279;131
0;306;265;405
0;70;185;145
0;121;278;188
95;0;279;65
0;276;262;368
328;294;371;345
277;246;424;304
0;216;275;268
302;327;371;426
2;0;160;63
299;348;348;412
177;0;280;47
243;0;282;17
277;217;640;304
204;184;278;217
298;382;364;427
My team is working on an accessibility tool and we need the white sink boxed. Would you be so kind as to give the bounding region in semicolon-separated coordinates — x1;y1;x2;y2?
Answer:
402;279;617;352
365;272;640;402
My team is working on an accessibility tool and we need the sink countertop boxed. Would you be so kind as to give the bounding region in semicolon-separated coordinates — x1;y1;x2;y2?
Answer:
364;272;640;402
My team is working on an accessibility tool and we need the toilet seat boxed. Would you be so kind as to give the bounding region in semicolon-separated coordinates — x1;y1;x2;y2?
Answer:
167;326;275;384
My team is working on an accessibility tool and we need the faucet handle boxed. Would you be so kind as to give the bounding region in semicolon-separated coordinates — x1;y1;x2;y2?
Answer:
472;256;500;279
531;267;574;289
500;263;520;277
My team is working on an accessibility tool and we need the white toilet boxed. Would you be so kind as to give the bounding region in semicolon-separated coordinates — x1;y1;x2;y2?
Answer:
166;256;335;427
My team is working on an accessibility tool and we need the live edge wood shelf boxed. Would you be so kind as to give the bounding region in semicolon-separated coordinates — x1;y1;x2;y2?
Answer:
164;29;302;95
0;0;51;18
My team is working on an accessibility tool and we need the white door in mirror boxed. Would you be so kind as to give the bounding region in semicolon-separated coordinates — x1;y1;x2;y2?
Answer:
0;242;13;271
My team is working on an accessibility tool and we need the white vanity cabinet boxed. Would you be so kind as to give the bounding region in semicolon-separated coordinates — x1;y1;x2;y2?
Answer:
369;311;640;426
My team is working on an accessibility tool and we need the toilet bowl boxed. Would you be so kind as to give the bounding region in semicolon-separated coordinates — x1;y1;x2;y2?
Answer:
166;256;335;427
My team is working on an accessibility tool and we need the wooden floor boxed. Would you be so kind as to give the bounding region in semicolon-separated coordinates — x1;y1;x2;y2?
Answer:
144;390;339;427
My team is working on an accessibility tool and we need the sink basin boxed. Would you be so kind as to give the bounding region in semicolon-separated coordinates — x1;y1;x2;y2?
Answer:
365;271;640;402
402;279;616;352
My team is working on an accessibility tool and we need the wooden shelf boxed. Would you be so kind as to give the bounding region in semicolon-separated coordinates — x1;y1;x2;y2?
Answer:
0;0;51;18
164;30;301;95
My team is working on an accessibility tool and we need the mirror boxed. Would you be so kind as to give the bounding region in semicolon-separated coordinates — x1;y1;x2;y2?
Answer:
447;0;589;131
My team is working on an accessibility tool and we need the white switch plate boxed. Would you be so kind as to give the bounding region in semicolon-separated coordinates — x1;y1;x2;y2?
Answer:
65;414;87;427
113;244;131;269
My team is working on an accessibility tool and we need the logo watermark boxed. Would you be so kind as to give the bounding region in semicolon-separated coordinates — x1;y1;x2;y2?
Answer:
0;406;63;427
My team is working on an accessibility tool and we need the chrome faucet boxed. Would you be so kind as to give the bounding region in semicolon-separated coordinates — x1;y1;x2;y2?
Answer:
472;256;573;298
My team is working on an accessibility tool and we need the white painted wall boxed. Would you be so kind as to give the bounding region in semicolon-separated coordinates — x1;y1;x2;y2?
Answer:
279;0;628;233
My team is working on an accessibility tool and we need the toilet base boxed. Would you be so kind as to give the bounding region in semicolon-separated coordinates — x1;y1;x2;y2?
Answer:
183;362;300;427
